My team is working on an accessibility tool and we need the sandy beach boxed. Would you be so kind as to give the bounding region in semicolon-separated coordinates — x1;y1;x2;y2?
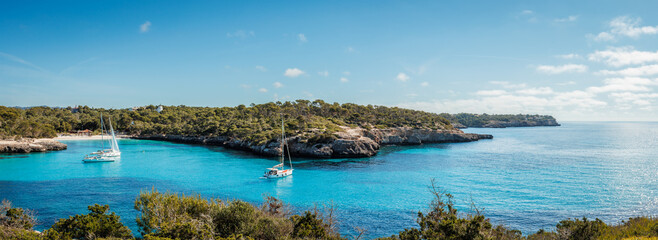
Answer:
55;135;128;140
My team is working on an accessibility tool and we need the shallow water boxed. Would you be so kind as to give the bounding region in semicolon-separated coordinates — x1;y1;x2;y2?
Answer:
1;122;657;238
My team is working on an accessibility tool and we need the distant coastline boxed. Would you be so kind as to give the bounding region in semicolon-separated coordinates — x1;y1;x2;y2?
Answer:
443;113;560;128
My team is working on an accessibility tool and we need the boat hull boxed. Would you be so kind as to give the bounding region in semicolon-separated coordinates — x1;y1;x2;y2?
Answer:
83;158;116;163
263;169;293;178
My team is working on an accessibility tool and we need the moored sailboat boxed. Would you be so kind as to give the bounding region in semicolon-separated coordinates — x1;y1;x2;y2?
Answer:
83;114;121;163
263;117;294;178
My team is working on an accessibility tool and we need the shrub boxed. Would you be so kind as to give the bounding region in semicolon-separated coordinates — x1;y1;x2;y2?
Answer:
45;204;132;240
554;217;607;240
1;199;37;230
134;189;294;240
384;179;520;240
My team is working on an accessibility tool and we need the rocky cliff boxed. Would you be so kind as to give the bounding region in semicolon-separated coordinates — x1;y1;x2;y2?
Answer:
133;126;492;158
0;139;67;153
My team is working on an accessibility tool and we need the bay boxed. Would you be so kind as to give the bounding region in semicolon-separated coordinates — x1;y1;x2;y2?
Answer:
1;122;657;238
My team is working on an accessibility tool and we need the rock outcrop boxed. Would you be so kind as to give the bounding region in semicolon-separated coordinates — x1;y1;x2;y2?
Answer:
0;139;67;153
133;126;492;158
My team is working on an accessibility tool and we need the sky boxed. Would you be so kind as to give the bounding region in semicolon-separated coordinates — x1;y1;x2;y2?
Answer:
2;1;658;121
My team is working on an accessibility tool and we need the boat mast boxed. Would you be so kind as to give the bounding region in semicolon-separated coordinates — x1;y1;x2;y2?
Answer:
280;115;284;167
100;113;105;150
281;115;293;169
108;115;119;152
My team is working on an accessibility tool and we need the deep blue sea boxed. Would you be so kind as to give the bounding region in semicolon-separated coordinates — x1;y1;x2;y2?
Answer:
1;122;657;238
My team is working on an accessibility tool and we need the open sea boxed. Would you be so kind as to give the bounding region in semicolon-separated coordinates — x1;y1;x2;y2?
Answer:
1;122;657;238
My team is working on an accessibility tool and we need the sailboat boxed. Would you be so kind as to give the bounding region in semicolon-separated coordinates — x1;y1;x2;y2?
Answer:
262;117;294;178
83;114;121;163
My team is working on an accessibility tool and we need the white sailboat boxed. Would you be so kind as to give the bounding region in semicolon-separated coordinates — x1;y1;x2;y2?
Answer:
262;117;294;178
83;114;121;163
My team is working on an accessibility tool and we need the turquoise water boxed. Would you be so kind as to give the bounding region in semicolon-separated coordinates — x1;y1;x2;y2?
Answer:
1;122;657;238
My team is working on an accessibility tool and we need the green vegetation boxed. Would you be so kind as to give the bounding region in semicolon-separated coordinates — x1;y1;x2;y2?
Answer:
1;200;41;240
0;106;57;139
2;185;657;240
0;101;455;144
134;189;342;240
380;180;523;240
439;113;558;128
1;102;561;142
43;204;132;240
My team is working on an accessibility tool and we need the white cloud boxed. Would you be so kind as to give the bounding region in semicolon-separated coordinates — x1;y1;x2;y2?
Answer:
273;82;283;88
589;47;658;67
476;90;507;96
0;52;47;72
587;77;657;93
521;10;533;15
594;32;615;41
555;15;578;22
490;81;527;89
398;90;607;116
396;72;410;82
347;47;355;53
420;82;429;87
609;92;658;106
556;54;581;59
516;87;554;95
227;30;255;38
594;16;658;41
536;64;588;74
255;65;267;71
598;64;658;76
343;71;351;76
557;81;577;86
140;21;151;33
318;70;329;77
340;77;349;83
284;68;304;77
587;83;650;93
298;33;307;43
552;90;607;108
258;88;268;93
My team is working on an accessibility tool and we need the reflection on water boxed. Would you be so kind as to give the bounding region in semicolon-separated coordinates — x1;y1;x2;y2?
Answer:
0;155;29;159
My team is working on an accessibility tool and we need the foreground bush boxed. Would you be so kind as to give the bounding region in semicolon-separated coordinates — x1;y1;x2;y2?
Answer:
43;204;132;240
134;189;342;240
1;200;41;239
380;180;522;240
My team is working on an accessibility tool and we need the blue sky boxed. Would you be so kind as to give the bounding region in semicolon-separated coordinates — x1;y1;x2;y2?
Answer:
2;1;658;121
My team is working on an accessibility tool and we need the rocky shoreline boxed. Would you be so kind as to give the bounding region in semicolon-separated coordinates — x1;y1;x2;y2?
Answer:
132;127;492;158
0;139;68;153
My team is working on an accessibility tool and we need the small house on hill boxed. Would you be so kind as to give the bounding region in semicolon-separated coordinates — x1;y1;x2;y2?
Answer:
70;129;92;136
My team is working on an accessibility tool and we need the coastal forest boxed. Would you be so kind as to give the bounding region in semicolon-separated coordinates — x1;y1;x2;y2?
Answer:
0;100;557;142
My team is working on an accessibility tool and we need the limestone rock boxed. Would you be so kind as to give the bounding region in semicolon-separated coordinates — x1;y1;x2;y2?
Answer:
0;139;67;153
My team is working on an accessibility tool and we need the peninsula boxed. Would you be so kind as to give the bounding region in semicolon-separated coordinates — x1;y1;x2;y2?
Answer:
441;113;560;128
0;101;561;157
